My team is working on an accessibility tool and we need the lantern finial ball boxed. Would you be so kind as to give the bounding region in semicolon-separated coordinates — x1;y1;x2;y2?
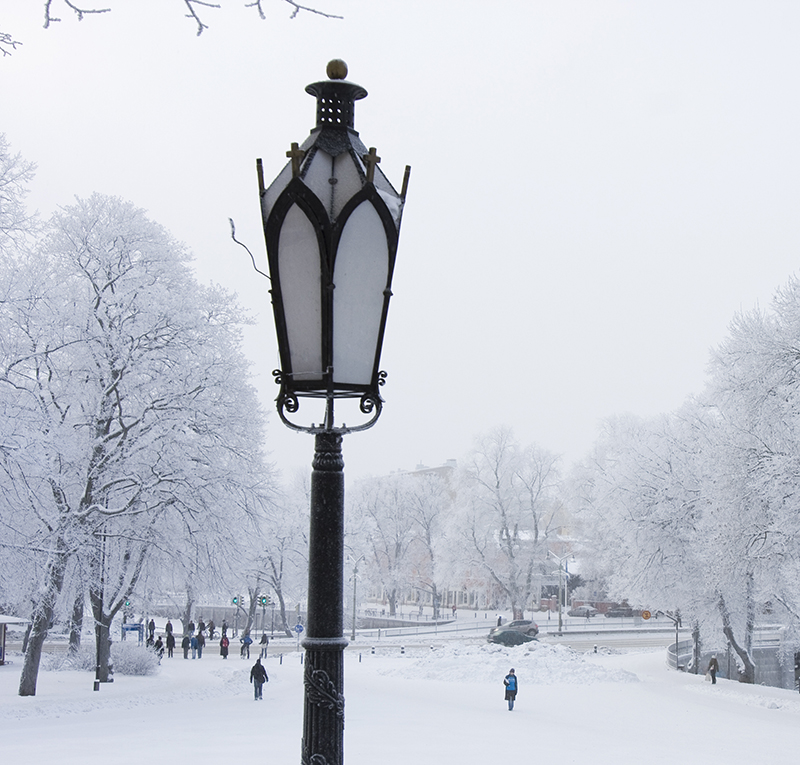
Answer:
327;59;348;80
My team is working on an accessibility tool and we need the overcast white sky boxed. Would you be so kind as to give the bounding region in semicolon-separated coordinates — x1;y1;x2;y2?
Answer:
3;1;800;479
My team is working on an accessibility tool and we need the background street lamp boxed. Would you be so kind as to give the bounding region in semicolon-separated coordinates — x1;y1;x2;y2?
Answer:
258;60;409;765
549;551;572;634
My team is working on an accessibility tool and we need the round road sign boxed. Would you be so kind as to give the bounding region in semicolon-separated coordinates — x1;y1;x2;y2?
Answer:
641;610;652;620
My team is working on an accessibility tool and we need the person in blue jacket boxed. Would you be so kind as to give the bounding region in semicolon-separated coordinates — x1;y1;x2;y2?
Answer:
503;668;518;711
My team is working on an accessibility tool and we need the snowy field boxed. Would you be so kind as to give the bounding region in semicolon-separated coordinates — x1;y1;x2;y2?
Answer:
2;639;799;764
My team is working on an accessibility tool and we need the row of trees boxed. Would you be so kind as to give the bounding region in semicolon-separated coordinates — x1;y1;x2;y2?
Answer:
573;279;800;682
0;136;285;695
345;427;564;621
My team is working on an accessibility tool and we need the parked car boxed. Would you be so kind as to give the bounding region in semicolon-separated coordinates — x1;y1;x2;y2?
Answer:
567;605;598;618
605;605;635;618
487;619;539;645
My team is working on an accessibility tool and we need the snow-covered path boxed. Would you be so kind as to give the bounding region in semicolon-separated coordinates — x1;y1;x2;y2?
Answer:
1;642;799;764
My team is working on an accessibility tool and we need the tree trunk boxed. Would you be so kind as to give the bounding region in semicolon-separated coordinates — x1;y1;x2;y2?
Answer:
719;594;756;683
94;619;113;683
275;590;293;637
68;590;84;653
19;538;70;696
181;585;194;636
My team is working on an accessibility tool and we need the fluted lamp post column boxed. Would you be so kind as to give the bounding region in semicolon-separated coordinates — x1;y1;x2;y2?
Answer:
257;60;409;765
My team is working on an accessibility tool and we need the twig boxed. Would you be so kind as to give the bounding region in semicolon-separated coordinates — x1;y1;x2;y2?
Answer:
44;0;111;29
0;33;23;56
281;0;343;20
184;0;221;36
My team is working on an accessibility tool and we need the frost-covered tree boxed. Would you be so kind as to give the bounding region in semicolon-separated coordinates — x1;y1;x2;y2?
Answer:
349;474;417;617
456;427;560;619
0;193;271;695
0;134;37;246
403;472;453;619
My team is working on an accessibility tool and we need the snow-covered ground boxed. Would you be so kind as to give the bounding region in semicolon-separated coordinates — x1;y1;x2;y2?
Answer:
2;638;799;764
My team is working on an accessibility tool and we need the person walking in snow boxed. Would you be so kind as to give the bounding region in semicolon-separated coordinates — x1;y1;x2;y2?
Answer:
208;619;216;640
220;634;230;659
707;655;719;684
190;633;198;659
260;633;269;658
250;657;269;700
241;634;253;659
166;631;175;658
181;634;190;659
165;619;173;637
153;636;164;662
503;668;518;711
196;630;205;659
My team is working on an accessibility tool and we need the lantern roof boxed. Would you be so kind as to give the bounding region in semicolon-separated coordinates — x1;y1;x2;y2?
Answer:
261;61;405;228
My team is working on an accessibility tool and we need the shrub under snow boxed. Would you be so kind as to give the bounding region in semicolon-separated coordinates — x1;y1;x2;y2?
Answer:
42;641;160;676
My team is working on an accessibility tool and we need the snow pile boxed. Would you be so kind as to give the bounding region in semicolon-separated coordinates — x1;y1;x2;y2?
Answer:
377;640;639;685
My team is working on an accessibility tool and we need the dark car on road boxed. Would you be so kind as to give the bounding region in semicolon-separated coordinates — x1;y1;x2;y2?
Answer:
605;605;635;618
487;619;539;645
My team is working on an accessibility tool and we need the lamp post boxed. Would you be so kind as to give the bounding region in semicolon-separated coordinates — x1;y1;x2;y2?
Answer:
349;555;365;642
549;551;572;634
258;60;409;765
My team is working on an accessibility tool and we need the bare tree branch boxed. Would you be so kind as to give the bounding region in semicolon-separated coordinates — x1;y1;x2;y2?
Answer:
0;32;23;56
43;0;111;29
184;0;221;37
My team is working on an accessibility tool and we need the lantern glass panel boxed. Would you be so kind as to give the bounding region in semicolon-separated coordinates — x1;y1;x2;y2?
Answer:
278;204;323;381
302;149;334;214
332;201;389;385
332;152;366;219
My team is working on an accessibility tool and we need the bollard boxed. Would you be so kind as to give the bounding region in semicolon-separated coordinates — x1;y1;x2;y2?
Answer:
280;654;283;665
594;645;597;653
359;653;362;663
401;646;405;655
300;653;304;665
371;646;375;654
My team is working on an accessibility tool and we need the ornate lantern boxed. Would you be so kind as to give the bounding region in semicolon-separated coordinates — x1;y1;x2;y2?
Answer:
258;58;409;433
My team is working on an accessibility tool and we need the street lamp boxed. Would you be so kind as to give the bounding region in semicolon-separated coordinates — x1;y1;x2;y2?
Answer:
258;60;409;765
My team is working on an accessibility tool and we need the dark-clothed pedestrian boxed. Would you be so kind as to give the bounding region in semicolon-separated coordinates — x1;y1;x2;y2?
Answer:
250;658;269;700
153;636;164;662
198;619;206;635
208;620;216;640
148;618;155;639
188;620;195;634
260;633;269;658
165;619;173;636
166;632;175;658
241;634;253;659
708;655;719;684
220;635;229;659
196;631;205;658
503;668;518;711
221;619;228;636
190;634;198;659
182;634;190;659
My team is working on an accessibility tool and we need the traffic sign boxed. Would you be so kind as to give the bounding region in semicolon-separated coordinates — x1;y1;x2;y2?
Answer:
294;623;304;634
641;610;652;620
